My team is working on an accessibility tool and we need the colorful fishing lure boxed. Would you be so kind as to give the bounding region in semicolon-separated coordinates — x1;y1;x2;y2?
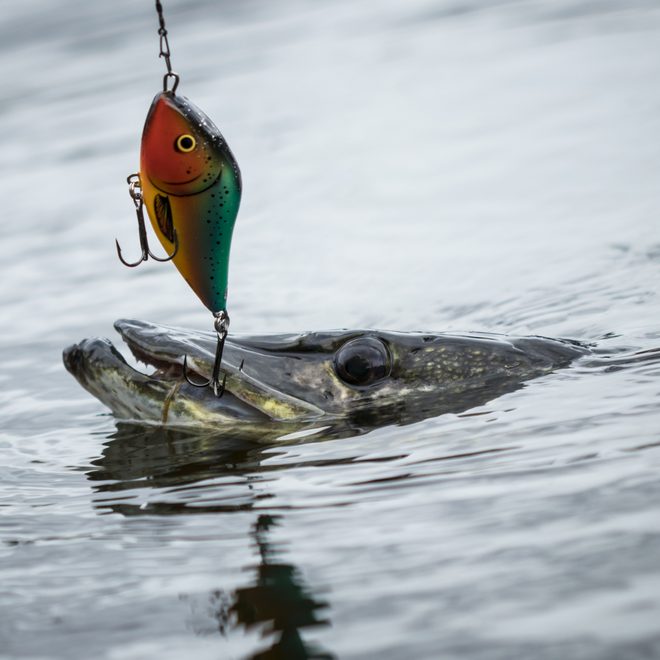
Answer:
140;91;242;314
115;1;241;396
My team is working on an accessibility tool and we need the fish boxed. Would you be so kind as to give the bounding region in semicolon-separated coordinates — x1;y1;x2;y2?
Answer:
62;319;589;433
140;91;242;313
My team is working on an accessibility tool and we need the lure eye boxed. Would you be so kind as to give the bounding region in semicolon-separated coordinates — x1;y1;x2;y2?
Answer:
175;134;196;153
334;337;391;387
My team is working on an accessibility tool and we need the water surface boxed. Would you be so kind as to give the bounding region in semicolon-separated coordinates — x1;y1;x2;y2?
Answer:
1;0;660;658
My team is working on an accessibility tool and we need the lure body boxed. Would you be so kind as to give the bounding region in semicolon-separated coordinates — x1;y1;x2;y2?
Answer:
140;91;242;313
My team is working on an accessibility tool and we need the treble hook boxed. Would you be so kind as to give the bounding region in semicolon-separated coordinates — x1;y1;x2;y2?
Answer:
115;173;179;268
183;310;230;397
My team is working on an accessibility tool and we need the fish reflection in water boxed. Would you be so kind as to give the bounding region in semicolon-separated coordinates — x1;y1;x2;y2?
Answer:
219;515;332;660
87;426;335;658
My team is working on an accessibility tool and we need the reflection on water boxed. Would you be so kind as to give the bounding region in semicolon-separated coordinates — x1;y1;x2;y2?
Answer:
89;427;333;657
220;514;332;660
86;424;406;515
88;426;271;515
181;516;334;660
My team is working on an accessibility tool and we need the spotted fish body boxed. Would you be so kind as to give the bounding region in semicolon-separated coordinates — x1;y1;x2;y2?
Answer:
140;91;242;313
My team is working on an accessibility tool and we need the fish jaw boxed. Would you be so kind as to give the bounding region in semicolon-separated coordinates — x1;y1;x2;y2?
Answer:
62;338;260;427
62;322;326;428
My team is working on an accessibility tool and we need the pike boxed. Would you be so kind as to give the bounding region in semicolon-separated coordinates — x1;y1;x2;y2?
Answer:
63;319;587;431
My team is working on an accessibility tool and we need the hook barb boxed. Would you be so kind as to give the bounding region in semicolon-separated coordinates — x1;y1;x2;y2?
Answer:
115;238;147;268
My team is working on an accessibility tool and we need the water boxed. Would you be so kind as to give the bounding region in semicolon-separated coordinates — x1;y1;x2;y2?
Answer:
2;0;660;657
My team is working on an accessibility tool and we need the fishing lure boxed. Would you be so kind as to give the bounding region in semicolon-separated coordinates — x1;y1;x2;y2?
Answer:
115;0;241;396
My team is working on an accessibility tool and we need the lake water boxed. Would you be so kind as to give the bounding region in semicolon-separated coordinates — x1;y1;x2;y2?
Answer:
1;0;660;658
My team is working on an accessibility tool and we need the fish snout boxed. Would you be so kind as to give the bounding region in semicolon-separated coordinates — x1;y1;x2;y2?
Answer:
62;342;84;375
62;338;122;382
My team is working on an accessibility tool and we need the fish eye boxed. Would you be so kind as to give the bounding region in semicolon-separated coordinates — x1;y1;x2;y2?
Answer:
175;134;196;152
334;337;391;387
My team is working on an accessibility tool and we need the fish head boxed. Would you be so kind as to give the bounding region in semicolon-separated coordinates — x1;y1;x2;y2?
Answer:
63;320;586;431
140;91;240;197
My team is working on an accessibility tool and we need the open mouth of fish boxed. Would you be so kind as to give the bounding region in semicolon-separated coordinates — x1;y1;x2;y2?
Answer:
63;319;327;427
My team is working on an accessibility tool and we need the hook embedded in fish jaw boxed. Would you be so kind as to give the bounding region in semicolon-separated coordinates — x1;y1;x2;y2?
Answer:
182;311;232;398
212;371;228;397
183;353;225;392
182;345;227;397
116;172;178;268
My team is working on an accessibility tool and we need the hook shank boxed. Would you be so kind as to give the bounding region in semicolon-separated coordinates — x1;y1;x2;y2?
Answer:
115;173;178;267
183;311;231;397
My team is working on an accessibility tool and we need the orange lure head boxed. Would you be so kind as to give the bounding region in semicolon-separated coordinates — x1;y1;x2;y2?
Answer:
140;91;242;313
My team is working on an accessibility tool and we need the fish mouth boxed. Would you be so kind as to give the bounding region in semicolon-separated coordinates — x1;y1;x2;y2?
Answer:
154;173;201;186
63;319;325;427
147;168;222;197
